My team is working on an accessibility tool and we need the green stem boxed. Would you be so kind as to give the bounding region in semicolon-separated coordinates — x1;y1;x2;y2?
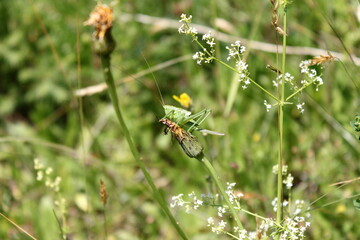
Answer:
198;155;244;229
100;55;188;240
276;6;287;237
285;79;313;101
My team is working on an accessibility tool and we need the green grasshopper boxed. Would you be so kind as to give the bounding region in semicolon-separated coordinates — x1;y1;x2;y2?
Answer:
159;104;224;158
162;105;224;136
140;56;223;157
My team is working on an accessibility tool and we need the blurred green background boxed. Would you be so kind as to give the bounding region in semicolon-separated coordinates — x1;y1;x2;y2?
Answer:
1;0;360;239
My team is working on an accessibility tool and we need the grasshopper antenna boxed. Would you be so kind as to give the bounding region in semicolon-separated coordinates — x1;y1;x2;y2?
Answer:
141;53;165;106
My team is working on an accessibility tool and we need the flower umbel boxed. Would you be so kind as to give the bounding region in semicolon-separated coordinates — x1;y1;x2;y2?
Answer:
299;61;324;91
226;41;250;89
178;14;215;64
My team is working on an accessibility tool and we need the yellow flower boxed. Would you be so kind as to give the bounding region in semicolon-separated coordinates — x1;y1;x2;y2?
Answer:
173;93;192;108
335;204;346;214
252;132;261;142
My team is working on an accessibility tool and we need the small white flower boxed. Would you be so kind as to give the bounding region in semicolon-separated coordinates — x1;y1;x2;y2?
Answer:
207;217;215;226
36;171;44;181
217;206;226;217
283;173;294;189
226;182;236;190
34;158;44;170
238;229;248;239
170;194;185;208
236;192;244;198
179;13;192;23
240;46;246;53
264;100;272;112
45;167;53;175
296;102;305;114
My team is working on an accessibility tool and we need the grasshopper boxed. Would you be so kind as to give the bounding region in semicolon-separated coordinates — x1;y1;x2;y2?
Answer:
161;105;224;136
159;104;224;158
139;56;223;157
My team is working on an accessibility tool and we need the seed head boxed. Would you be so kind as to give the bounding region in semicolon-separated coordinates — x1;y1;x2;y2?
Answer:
84;3;113;40
99;179;108;206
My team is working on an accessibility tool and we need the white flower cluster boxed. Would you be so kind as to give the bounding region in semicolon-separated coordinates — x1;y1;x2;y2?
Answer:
191;31;216;64
34;158;62;192
207;217;227;234
293;200;308;216
272;164;294;190
45;176;62;192
296;102;305;114
226;41;250;89
33;158;67;215
272;198;310;217
171;183;245;235
299;60;324;91
202;31;216;48
226;41;246;61
171;192;213;214
272;197;290;212
192;47;215;65
264;100;273;112
178;14;215;65
270;198;311;240
278;216;310;240
171;184;311;239
226;182;243;203
273;72;296;89
178;14;197;37
283;173;294;189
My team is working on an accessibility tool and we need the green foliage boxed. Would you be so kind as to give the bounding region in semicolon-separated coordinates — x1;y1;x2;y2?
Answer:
1;0;360;239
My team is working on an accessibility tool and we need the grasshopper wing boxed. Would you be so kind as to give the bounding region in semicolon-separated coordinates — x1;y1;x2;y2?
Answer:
176;132;204;158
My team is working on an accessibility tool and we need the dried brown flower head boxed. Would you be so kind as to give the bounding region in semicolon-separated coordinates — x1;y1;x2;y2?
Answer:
307;52;335;66
99;179;108;206
84;4;113;40
270;0;287;36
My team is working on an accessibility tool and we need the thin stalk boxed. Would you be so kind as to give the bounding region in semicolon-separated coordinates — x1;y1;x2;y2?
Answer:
102;205;108;239
215;59;280;102
240;208;289;231
198;155;244;229
100;55;189;240
0;212;37;240
286;81;311;101
276;6;287;238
